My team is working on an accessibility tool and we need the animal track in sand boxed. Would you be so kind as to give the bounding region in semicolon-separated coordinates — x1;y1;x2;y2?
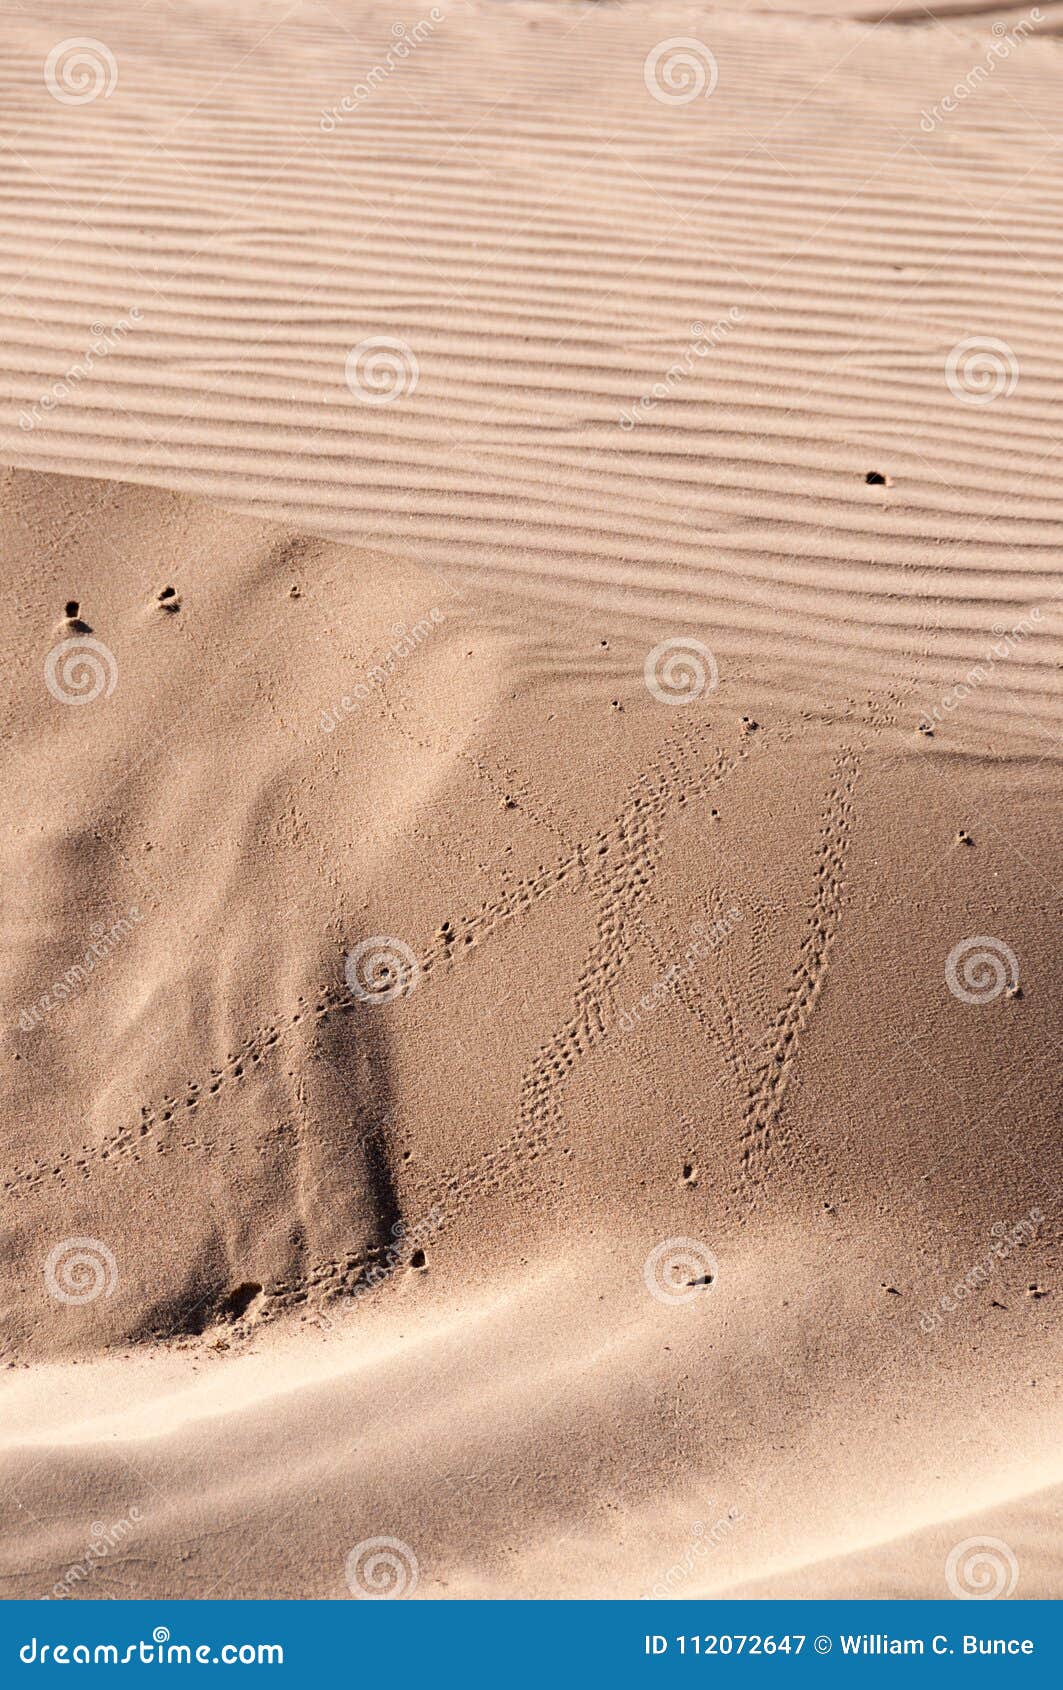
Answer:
11;721;873;1321
737;749;860;1200
507;719;777;1208
5;719;766;1223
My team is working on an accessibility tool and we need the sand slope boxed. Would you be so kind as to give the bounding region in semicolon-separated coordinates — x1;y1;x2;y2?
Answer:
0;0;1060;1600
0;469;1058;1598
0;3;1062;748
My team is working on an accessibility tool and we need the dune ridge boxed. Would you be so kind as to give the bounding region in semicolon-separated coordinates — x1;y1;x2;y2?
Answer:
0;0;1060;1602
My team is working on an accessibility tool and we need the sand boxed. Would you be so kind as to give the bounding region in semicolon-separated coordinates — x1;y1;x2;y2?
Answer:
0;0;1060;1601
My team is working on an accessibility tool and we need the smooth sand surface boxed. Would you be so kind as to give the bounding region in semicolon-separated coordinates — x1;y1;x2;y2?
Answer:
0;0;1060;1599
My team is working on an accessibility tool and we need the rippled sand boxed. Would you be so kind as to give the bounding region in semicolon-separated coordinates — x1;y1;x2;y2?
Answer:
0;0;1059;1599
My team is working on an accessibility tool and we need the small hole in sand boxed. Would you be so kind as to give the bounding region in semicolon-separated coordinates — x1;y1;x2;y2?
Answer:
217;1282;263;1321
65;600;80;619
410;1249;427;1270
865;470;893;486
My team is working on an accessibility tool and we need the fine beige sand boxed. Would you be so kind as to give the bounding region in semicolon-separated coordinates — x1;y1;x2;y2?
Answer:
0;0;1060;1600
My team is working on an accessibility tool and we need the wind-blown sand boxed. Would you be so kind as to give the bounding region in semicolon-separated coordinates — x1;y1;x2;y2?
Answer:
0;0;1060;1600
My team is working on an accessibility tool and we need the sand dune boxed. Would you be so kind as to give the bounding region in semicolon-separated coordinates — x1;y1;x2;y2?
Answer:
0;468;1058;1597
0;0;1060;1601
2;3;1063;733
